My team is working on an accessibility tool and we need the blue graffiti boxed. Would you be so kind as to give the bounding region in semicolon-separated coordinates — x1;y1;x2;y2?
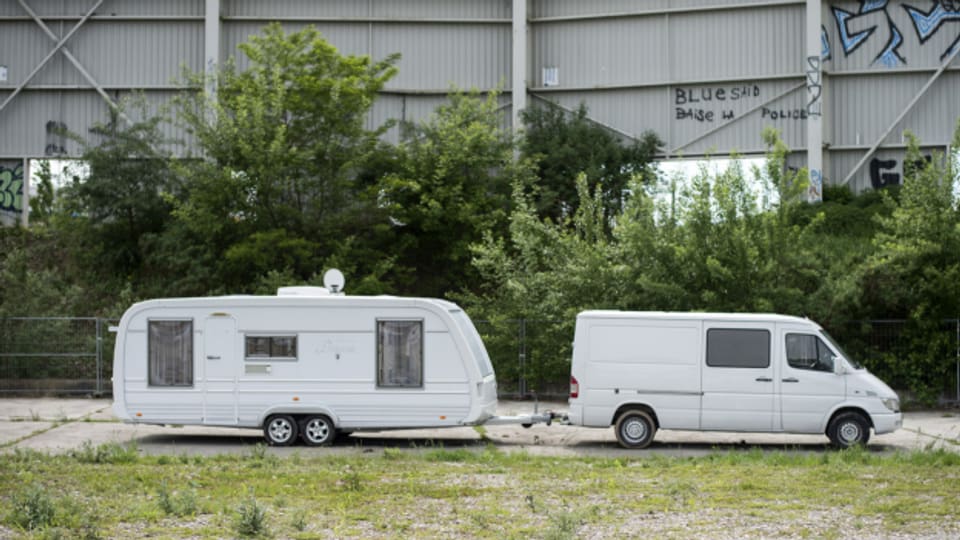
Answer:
0;163;24;214
822;25;832;60
905;2;960;60
832;2;906;67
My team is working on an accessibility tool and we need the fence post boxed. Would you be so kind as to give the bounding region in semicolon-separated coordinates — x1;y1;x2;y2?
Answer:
96;318;103;396
955;318;959;403
518;318;527;399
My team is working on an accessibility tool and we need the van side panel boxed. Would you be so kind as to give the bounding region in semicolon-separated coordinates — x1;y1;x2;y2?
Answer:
577;321;702;429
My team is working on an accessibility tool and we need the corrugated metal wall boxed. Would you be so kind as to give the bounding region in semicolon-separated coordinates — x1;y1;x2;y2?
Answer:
2;0;958;195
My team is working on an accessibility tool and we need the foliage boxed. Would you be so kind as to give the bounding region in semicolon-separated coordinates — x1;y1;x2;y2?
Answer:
521;101;663;223
380;89;531;296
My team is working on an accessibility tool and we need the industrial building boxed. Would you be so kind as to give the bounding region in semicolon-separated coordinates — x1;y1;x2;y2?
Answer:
2;0;959;225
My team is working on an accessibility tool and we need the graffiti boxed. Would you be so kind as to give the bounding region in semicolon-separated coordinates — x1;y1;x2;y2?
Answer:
674;84;760;123
808;169;823;201
822;25;832;60
45;120;67;157
832;1;906;67
905;2;960;60
870;158;900;188
805;56;823;116
868;155;933;188
762;107;808;120
830;1;960;66
0;162;24;214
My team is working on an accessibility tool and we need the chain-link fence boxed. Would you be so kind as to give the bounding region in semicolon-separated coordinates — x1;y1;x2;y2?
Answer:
2;316;959;403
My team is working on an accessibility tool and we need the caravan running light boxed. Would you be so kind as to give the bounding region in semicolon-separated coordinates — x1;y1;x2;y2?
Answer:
570;376;579;399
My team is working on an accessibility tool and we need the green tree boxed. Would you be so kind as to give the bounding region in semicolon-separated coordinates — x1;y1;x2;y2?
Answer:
381;90;530;297
172;23;400;292
28;160;55;224
520;102;663;223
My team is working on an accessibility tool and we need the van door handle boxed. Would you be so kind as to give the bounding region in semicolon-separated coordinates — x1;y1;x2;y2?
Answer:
782;377;799;383
755;377;772;382
207;355;221;360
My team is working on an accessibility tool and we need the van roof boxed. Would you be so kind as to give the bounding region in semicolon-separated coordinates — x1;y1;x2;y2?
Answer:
578;310;815;326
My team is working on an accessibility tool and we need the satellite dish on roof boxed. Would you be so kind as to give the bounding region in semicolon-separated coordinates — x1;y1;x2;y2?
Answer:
323;268;345;294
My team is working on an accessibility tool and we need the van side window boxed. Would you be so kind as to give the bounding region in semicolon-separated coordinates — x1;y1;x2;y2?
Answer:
245;336;297;361
377;320;423;388
706;329;770;368
786;334;834;372
148;320;193;387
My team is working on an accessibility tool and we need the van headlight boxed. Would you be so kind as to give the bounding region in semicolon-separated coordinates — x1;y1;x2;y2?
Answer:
881;398;900;413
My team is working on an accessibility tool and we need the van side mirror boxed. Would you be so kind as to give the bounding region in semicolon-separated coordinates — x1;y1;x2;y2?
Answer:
833;356;846;375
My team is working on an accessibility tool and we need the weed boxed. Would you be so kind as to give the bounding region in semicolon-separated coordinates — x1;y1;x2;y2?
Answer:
543;509;584;540
246;443;279;467
29;409;42;422
10;483;56;530
69;440;139;464
341;470;363;492
290;508;308;532
157;481;198;517
234;491;269;538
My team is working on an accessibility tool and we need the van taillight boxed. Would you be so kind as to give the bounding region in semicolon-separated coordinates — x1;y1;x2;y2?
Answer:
570;375;579;399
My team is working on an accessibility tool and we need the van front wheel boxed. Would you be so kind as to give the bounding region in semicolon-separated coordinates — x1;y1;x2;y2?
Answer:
828;412;871;448
615;410;656;449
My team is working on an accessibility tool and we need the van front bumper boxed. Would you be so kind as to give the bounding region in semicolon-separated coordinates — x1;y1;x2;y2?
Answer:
873;412;903;435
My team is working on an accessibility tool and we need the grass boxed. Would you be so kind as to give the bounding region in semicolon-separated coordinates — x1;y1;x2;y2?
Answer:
1;444;959;538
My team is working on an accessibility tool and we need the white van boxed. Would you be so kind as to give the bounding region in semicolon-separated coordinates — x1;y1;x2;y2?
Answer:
112;284;549;446
568;311;902;448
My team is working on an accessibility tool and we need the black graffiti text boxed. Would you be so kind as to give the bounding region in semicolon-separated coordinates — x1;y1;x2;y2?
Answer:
674;84;760;105
761;107;808;120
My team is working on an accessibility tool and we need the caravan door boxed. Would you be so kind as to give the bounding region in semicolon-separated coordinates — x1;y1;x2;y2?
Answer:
202;315;239;425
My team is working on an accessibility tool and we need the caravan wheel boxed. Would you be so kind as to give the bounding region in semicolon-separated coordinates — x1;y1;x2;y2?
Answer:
264;415;298;446
301;415;336;447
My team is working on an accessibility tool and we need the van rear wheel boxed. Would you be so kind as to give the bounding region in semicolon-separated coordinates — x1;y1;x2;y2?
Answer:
301;415;335;447
828;412;870;448
615;410;656;449
264;414;298;446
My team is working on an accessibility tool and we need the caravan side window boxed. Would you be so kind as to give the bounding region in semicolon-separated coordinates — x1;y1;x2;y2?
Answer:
245;336;297;361
148;320;194;387
377;320;423;388
706;328;770;368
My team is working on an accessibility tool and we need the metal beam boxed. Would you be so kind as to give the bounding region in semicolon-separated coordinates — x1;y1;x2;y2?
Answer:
529;93;641;143
204;0;220;101
511;0;527;133
0;0;103;117
529;1;803;23
15;0;119;114
805;0;823;201
839;44;960;187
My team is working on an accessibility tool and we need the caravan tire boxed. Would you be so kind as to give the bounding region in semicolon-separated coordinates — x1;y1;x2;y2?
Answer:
301;415;336;447
828;412;870;448
615;409;656;449
264;414;298;446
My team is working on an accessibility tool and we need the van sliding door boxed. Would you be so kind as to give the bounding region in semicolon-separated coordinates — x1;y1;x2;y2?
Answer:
701;324;775;431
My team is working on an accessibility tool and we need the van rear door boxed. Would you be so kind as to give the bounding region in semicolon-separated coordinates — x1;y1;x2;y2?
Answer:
700;323;775;431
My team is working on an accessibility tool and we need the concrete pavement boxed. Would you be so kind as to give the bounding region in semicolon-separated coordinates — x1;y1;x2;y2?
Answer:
1;398;958;457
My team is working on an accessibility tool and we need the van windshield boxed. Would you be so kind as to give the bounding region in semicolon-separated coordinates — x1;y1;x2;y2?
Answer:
820;330;863;370
450;309;494;377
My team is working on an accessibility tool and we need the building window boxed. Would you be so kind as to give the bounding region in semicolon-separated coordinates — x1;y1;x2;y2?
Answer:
377;320;423;388
786;334;834;372
706;328;770;368
245;336;297;361
148;320;193;387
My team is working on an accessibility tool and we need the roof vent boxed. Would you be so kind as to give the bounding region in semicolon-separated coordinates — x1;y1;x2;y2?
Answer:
277;286;331;297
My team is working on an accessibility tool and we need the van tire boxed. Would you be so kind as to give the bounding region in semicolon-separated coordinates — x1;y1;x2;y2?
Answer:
828;412;870;448
615;410;656;449
264;414;298;446
300;415;336;446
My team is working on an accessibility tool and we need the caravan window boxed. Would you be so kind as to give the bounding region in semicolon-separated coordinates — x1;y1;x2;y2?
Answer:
377;320;423;388
245;335;297;361
148;320;193;387
706;328;770;368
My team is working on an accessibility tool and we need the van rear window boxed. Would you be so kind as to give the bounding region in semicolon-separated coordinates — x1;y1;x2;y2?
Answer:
706;328;770;368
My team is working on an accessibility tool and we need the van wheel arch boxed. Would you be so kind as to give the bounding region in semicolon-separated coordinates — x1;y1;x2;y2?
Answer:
611;404;659;429
826;408;872;448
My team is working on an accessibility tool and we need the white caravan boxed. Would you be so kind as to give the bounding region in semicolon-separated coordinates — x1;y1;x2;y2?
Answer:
112;283;549;446
568;311;902;449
